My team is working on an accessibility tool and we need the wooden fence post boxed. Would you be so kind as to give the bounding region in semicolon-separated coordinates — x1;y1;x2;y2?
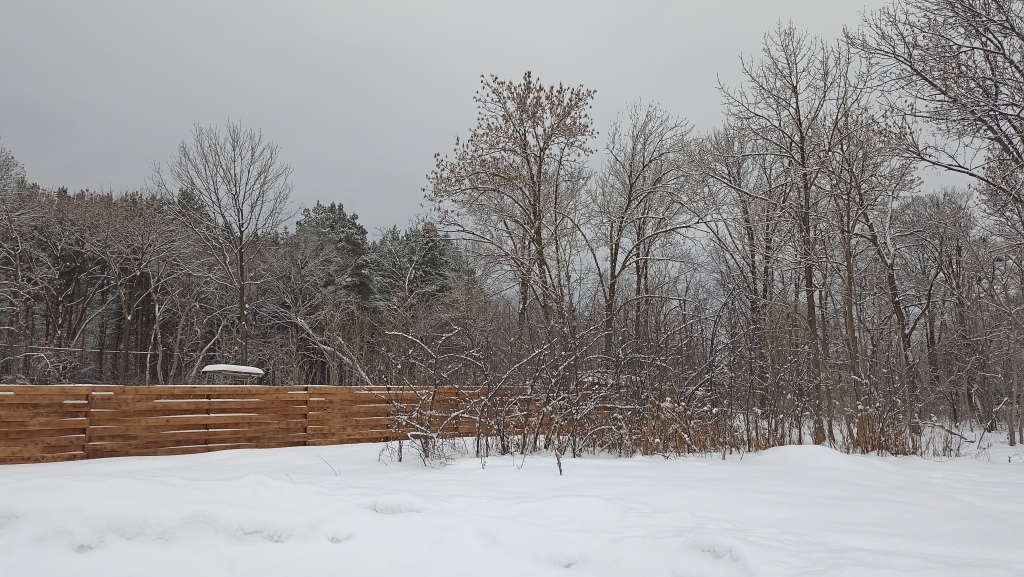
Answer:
83;390;94;459
303;386;310;446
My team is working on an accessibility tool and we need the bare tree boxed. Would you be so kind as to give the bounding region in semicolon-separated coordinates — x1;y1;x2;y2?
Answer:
853;0;1024;446
428;72;596;329
0;141;30;378
854;0;1024;238
585;102;696;359
155;122;293;366
719;24;869;444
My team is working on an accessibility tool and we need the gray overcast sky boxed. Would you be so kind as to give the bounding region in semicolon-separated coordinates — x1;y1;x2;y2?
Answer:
1;1;889;233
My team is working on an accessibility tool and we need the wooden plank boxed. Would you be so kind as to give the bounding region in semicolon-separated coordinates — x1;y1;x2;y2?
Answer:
87;406;309;419
88;399;307;410
307;428;403;440
99;392;309;401
0;417;88;430
308;411;394;421
114;386;306;395
98;388;308;397
87;444;220;459
305;405;393;416
87;431;306;450
88;420;306;438
306;422;398;433
306;432;403;445
308;422;397;435
0;452;85;465
235;439;308;450
307;397;392;406
0;439;85;457
87;440;305;459
306;415;394;426
0;394;92;403
308;389;444;397
306;405;392;415
0;411;91;421
308;415;393;424
310;386;460;393
0;435;85;450
0;402;90;412
308;430;397;440
0;431;85;445
86;413;303;427
308;394;447;404
0;427;87;440
87;436;305;454
307;387;427;395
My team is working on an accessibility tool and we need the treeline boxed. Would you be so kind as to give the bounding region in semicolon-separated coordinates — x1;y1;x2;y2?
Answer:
0;182;466;388
3;0;1024;457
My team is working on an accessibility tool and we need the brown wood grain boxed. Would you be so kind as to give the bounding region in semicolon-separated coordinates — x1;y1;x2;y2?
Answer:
88;420;307;439
0;417;89;430
0;402;91;412
87;440;307;459
0;452;86;465
308;406;396;417
86;414;304;427
0;438;85;457
88;399;308;410
87;406;310;420
94;392;309;402
87;431;307;451
0;434;85;449
0;427;88;440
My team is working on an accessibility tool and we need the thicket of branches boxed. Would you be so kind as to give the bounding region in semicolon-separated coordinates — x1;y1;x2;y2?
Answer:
3;1;1023;458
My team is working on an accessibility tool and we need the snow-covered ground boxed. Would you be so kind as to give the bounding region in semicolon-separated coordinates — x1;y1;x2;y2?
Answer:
1;439;1021;577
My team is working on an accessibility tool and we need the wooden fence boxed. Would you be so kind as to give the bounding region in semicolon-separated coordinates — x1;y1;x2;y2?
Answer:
0;385;468;465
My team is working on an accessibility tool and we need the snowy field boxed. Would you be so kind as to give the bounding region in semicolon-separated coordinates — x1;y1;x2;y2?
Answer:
1;440;1022;577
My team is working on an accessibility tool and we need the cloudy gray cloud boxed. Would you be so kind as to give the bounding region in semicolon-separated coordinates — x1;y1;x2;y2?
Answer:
1;1;888;233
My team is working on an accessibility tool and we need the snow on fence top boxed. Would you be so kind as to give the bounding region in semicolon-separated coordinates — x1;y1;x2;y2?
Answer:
201;364;265;377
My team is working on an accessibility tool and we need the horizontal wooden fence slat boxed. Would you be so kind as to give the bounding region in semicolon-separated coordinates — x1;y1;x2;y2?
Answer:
0;411;91;422
88;432;308;452
98;393;310;402
88;426;308;443
308;406;396;418
0;417;89;430
0;434;85;449
89;386;303;395
88;399;308;411
0;427;88;440
3;453;86;464
0;385;475;464
307;433;403;445
0;395;93;403
87;407;311;420
87;440;308;459
88;420;307;438
306;415;395;426
0;402;91;411
0;441;85;458
89;416;303;428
